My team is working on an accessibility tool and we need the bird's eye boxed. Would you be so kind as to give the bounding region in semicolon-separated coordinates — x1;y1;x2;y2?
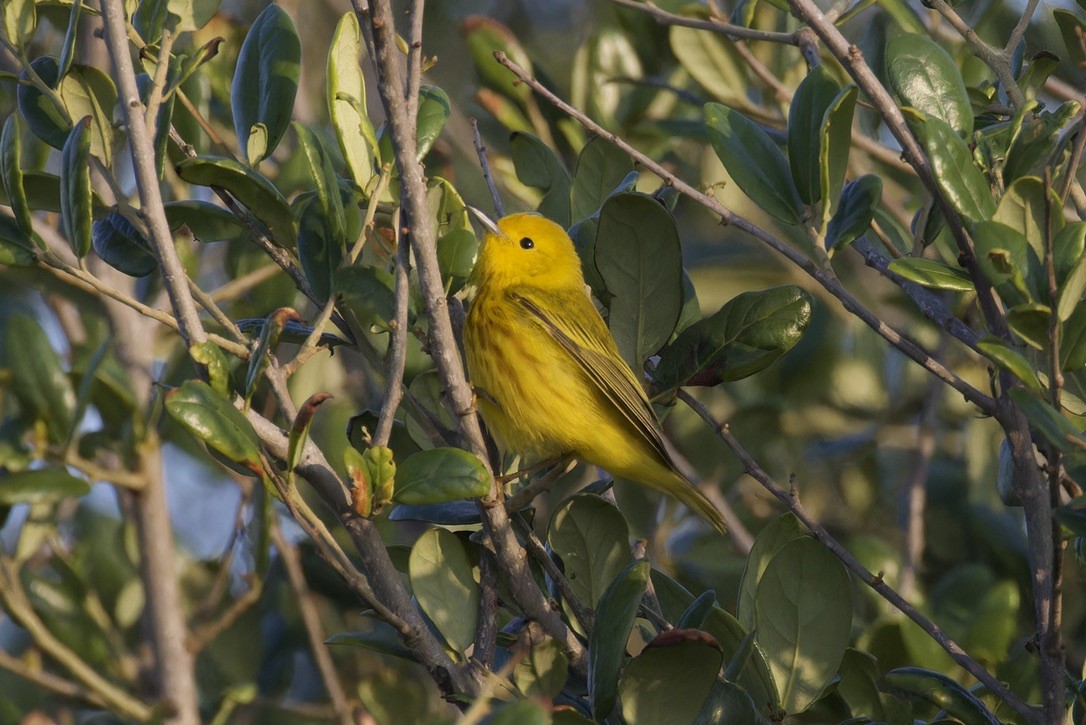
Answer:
519;237;535;250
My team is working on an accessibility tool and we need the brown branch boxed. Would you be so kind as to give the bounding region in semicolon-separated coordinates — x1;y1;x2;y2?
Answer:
899;366;942;600
677;390;1039;721
471;118;504;216
606;0;806;45
373;208;411;446
473;549;499;669
0;648;108;711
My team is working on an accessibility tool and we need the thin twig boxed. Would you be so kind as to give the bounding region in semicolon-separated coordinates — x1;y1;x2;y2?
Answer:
511;514;595;633
0;648;108;711
471;118;504;216
373;208;411;446
606;0;804;45
676;390;1039;721
899;361;943;600
1004;0;1042;54
143;29;176;131
186;579;264;653
473;549;499;669
926;0;1024;107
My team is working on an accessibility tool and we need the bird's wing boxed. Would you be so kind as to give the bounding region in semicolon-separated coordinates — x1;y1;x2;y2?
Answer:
508;287;673;466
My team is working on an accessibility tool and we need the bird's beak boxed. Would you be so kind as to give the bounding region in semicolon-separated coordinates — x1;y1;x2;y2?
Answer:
467;206;502;238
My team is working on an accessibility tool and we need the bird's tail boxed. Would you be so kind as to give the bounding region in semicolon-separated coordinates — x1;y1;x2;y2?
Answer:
652;469;728;535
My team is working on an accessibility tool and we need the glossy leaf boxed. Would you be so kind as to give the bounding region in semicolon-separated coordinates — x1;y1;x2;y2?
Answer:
1006;303;1051;350
920;115;995;222
510;131;571;226
705;102;802;225
827;174;882;250
2;314;77;443
753;537;851;714
589;559;649;721
994;176;1064;260
695;679;761;725
886;258;974;291
569;136;633;224
328;12;376;188
788;65;843;205
678;589;717;631
60;117;92;257
92;212;157;277
189;341;231;396
416;85;450;162
0;467;89;506
0;170;107;217
595;192;683;367
58;65;117;166
334;266;396;330
882;667;1000;725
819;86;857;228
0;216;35;265
165;379;263;472
231;3;300;164
887;33;972;135
1;114;36;246
408;527;479;654
654;285;813;389
392;447;490;505
976;337;1041;391
618;631;723;725
57;0;81;79
1008;387;1080;452
548;493;631;608
135;70;175;178
174;155;296;248
164;200;247;244
17;56;70;149
972;220;1038;305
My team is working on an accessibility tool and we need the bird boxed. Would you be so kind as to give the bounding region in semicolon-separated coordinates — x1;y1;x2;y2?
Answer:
462;209;727;534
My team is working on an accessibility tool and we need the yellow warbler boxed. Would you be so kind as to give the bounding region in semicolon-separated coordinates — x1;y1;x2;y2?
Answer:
463;211;726;534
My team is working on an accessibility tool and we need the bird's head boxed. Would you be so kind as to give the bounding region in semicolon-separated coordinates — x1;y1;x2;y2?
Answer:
469;210;586;292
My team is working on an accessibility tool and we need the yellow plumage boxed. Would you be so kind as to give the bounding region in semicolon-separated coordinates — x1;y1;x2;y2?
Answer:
463;212;726;534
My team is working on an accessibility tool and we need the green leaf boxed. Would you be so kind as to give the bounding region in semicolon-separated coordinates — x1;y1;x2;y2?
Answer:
295;124;346;253
91;212;157;277
408;527;479;654
826;175;882;250
244;308;295;404
2;314;76;443
705;102;802;225
326;617;417;663
678;589;717;630
231;3;300;165
510;131;571;226
548;493;631;609
654;285;813;389
0;467;89;506
0;216;36;265
58;65;117;166
295;196;344;302
1055;222;1086;286
836;648;885;720
887;34;972;135
163;200;246;244
393;447;490;505
415;85;450;162
514;636;569;699
462;16;534;102
60;117;92;257
328;12;375;188
56;0;82;79
919;115;995;222
994;176;1064;260
737;512;808;629
1008;387;1080;452
1006;303;1051;350
1017;51;1060;100
570;27;642;131
618;631;723;725
788;66;843;205
334;265;396;330
882;667;1000;725
1060;252;1086;322
886;258;975;291
972;220;1039;306
133;0;171;43
976;337;1040;391
427;176;477;294
287;393;332;485
589;559;650;721
1056;10;1086;73
695;679;761;725
595;192;683;367
165;379;263;472
174;155;296;248
489;700;550;725
819;86;857;229
17;56;70;150
189;341;231;396
670;20;748;109
1006;101;1080;183
753;537;852;715
1063;304;1086;371
0;170;107;217
569;136;634;224
135;69;175;178
3;0;36;49
1;114;38;247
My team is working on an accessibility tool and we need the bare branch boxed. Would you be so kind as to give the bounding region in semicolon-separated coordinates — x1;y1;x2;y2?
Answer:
606;0;807;45
471;118;504;216
373;209;412;447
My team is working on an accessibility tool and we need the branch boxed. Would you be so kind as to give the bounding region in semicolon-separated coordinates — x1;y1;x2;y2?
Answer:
373;209;411;447
926;0;1024;107
0;648;108;711
471;118;504;216
494;52;997;416
606;0;808;46
676;390;1040;721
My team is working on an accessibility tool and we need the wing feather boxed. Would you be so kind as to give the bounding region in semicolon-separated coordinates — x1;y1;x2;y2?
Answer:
509;288;673;466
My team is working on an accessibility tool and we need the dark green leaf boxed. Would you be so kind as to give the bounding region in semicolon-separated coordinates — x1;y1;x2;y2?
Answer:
837;648;885;720
133;0;171;43
135;70;175;178
1056;10;1086;73
548;493;631;608
788;66;843;205
416;85;450;162
408;527;479;653
887;34;972;135
174;155;296;248
994;176;1064;260
618;631;723;724
654;285;813;389
737;512;808;628
165;379;263;471
695;679;762;725
753;537;852;714
334;265;396;330
827;175;882;250
296;196;344;302
326;617;418;663
972;220;1038;306
595;192;683;367
510;131;571;226
886;258;974;291
976;337;1040;391
1055;222;1086;286
60;117;92;257
705;102;802;225
919;115;995;222
1006;303;1051;350
568;136;634;224
1063;303;1086;371
0;215;36;265
393;447;490;505
231;3;300;164
17;56;70;149
163;200;246;243
328;12;375;187
2;314;76;443
589;559;649;721
0;170;107;217
489;700;550;725
56;0;82;79
1;114;38;246
881;667;1000;725
678;589;717;630
0;467;89;505
1017;51;1060;100
92;212;157;277
819;86;857;228
1008;387;1080;452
